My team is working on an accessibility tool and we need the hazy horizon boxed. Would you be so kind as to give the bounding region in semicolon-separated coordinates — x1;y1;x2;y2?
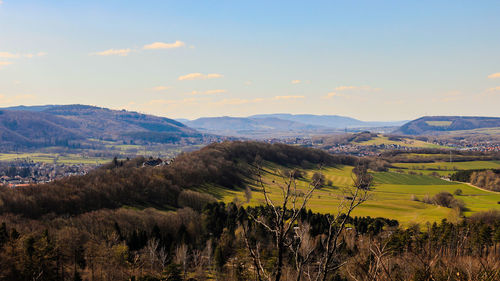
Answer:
1;1;499;121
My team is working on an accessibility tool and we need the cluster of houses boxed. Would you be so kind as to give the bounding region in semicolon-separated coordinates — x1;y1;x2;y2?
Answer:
0;161;95;187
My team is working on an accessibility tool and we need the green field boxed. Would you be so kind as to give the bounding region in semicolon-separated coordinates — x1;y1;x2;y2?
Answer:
201;163;500;225
393;161;500;171
442;127;500;136
357;135;446;149
0;153;110;165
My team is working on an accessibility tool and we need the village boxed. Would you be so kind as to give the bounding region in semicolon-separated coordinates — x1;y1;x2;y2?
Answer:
0;161;96;187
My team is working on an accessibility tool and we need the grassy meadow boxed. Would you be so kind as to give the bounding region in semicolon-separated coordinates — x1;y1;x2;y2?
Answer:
391;160;500;177
356;135;446;149
201;161;500;225
0;153;110;165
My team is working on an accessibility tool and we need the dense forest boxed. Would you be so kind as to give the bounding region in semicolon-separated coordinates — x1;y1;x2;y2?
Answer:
1;141;500;280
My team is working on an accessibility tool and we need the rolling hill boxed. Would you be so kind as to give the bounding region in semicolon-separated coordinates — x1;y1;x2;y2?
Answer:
396;116;500;135
2;141;498;224
0;104;202;148
182;116;332;137
180;114;406;138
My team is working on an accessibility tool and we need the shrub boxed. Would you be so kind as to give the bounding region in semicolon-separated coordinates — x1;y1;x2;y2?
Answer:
311;172;326;186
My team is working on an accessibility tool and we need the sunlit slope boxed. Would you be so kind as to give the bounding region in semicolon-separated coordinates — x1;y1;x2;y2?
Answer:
391;160;500;177
200;163;500;225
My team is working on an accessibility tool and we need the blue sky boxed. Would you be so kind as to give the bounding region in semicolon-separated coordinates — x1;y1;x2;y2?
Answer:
0;0;499;120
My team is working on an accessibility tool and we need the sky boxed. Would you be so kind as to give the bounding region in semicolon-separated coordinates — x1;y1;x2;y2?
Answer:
0;0;499;121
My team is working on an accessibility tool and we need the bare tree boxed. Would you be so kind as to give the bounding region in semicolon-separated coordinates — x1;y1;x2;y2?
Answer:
242;161;371;281
146;238;159;272
175;243;188;278
243;163;323;281
315;164;371;281
157;246;169;270
289;222;317;281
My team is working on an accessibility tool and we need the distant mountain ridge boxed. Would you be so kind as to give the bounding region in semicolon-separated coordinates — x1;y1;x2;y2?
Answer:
250;114;406;128
180;114;406;138
0;104;201;148
396;116;500;135
182;116;329;137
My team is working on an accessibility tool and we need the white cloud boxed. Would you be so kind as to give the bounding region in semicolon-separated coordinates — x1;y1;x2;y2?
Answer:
91;48;131;56
0;61;13;67
274;95;305;100
143;41;186;50
291;80;301;84
152;86;170;91
189;89;227;95
487;73;500;79
178;73;223;81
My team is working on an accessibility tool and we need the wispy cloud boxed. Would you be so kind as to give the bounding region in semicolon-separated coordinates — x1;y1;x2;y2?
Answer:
335;85;380;92
152;86;170;91
487;73;500;79
178;73;223;81
212;98;264;105
274;95;305;100
148;97;202;106
323;92;348;99
143;41;186;50
323;85;379;99
189;89;227;95
0;61;13;67
0;51;46;59
486;86;500;93
384;100;405;105
432;91;462;102
291;80;301;84
0;52;19;58
91;48;131;56
0;94;37;104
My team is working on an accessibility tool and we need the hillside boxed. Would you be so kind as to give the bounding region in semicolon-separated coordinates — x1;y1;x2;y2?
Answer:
0;105;202;148
396;116;500;135
0;141;353;218
0;110;84;147
2;141;498;223
2;141;498;280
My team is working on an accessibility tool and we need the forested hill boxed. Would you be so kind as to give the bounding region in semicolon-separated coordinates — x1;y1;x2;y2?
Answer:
0;141;357;219
0;104;201;148
396;116;500;135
